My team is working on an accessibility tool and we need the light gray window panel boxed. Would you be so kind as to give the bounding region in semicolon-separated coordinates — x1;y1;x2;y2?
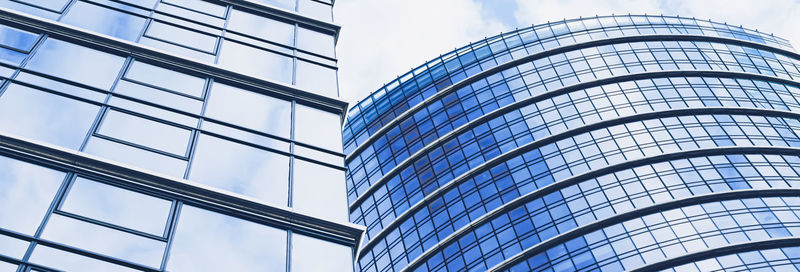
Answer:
296;60;338;97
154;2;225;27
0;155;64;235
228;9;294;46
294;104;343;152
108;97;198;128
15;0;69;11
125;61;206;98
29;245;140;272
0;25;38;51
200;121;291;152
26;38;125;90
145;21;217;53
83;137;188;178
167;205;287;272
0;84;100;149
0;235;31;259
218;41;293;85
41;214;165;267
292;159;347;222
252;0;295;11
61;177;172;236
189;134;289;205
98;110;192;155
204;83;291;138
0;1;60;20
291;233;353;272
60;1;147;42
123;0;158;9
0;261;16;272
297;0;332;22
114;80;203;114
162;0;225;17
297;27;334;58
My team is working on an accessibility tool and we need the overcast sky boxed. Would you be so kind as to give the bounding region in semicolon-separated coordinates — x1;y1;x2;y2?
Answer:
333;0;800;105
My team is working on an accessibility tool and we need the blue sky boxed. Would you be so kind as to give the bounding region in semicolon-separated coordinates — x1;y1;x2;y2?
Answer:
334;0;800;105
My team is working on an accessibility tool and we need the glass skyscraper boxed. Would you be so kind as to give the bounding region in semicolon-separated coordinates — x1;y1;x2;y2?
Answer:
343;15;800;272
0;0;361;271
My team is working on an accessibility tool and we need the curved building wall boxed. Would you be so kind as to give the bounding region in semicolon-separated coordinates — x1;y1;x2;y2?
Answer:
343;15;800;272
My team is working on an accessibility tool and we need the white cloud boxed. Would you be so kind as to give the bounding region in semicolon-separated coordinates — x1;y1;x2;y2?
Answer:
334;0;505;104
513;0;663;25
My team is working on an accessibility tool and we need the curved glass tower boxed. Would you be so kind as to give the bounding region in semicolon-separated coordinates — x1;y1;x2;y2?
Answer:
343;15;800;272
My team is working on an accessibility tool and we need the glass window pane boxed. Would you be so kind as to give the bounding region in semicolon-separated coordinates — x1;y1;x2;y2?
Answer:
41;214;165;267
294;104;342;152
292;159;347;221
29;245;139;272
228;9;294;46
0;155;64;235
218;41;293;84
125;61;206;98
60;1;147;41
25;38;125;90
204;83;291;138
167;205;287;272
189;134;289;205
0;25;38;51
252;0;295;11
97;110;191;155
145;21;217;52
0;84;100;149
83;137;188;178
0;261;16;272
291;233;353;272
297;0;332;22
60;177;172;236
0;235;30;259
162;0;225;17
113;80;203;114
296;60;338;97
17;0;70;11
297;27;334;57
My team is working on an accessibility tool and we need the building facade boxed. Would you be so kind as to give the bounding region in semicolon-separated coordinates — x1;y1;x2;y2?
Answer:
0;0;361;271
343;15;800;272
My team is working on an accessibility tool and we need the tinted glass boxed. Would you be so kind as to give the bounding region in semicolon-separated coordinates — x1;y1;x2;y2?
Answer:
125;61;206;97
294;104;343;152
29;245;139;272
0;155;64;235
189;134;289;205
0;84;99;149
0;25;38;51
0;261;16;272
97;110;192;156
145;21;217;52
218;41;293;84
61;177;172;236
167;205;287;271
296;27;334;57
41;214;166;267
204;83;291;138
292;159;347;221
228;9;294;46
252;0;295;11
60;1;147;41
296;60;338;97
25;38;125;90
0;234;32;258
291;234;353;272
83;137;188;177
297;0;332;22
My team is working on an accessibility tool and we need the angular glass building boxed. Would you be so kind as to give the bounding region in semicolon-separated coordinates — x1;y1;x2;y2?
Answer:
0;0;361;271
343;15;800;272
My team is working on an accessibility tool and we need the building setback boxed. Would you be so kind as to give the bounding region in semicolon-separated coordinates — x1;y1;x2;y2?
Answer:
343;15;800;272
0;0;361;271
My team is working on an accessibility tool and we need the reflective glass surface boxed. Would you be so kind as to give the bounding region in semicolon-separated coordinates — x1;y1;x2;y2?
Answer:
292;233;354;272
205;83;292;138
0;156;64;235
293;159;347;222
295;103;343;152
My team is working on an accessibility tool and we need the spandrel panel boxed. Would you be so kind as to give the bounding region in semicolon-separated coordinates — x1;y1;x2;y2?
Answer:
41;214;166;268
60;177;172;236
0;84;100;149
0;155;64;235
25;38;125;90
204;83;291;138
189;134;289;205
167;205;287;272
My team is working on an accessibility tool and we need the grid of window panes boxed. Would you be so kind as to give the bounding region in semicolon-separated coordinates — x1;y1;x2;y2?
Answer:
345;38;800;211
661;247;800;272
0;23;348;223
342;15;800;272
342;15;793;156
0;0;339;98
0;153;353;272
508;196;800;272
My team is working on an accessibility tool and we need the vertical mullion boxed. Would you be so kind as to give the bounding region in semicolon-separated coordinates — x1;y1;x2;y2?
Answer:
19;173;77;263
159;201;182;271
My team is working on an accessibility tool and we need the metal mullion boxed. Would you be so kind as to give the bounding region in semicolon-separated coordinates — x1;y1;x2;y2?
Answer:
158;0;227;19
29;237;161;272
50;210;168;242
0;32;48;98
19;172;76;264
212;5;231;63
81;0;150;17
103;101;197;131
182;76;212;179
88;133;189;160
78;57;133;152
140;33;217;55
159;201;181;271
